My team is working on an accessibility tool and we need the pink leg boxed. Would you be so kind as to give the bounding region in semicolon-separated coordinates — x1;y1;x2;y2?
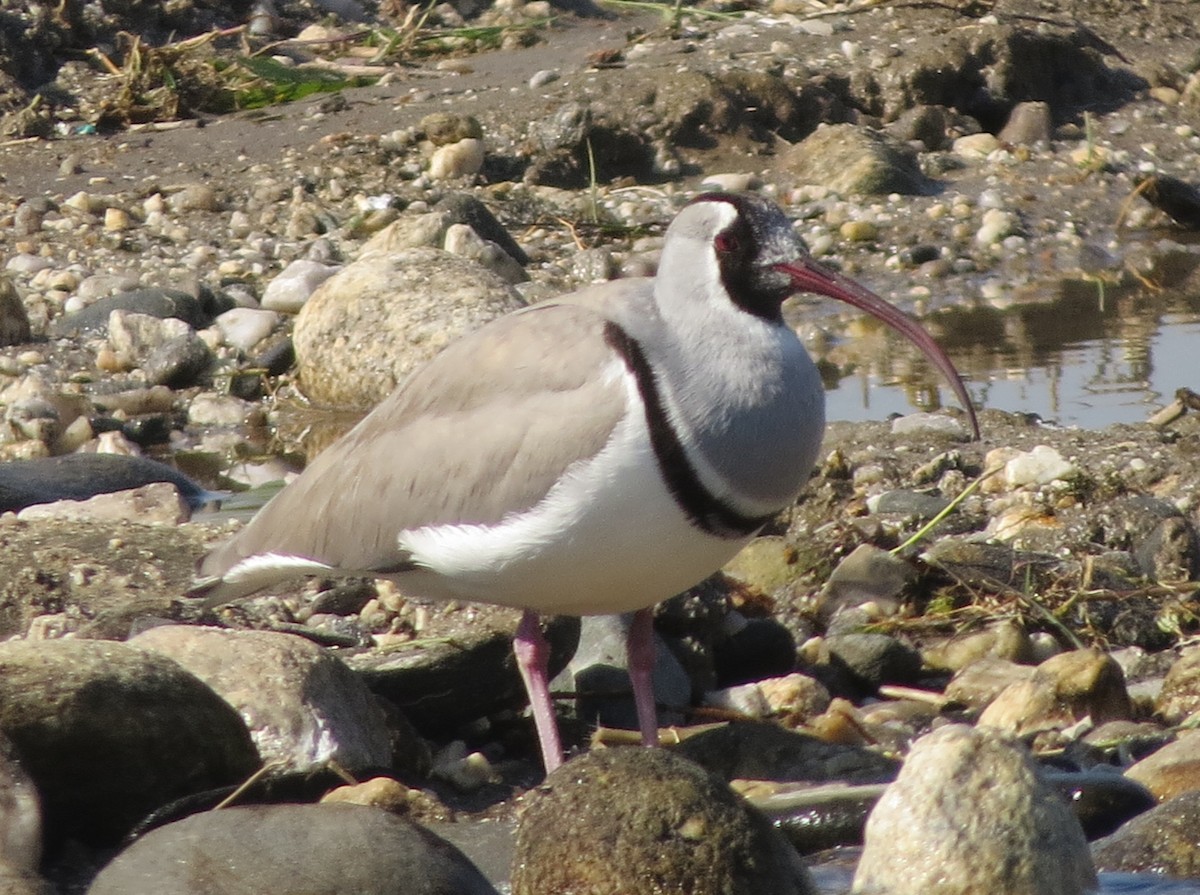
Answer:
513;610;564;773
626;608;659;748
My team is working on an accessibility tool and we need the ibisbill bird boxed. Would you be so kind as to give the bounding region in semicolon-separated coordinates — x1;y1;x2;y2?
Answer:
191;192;978;773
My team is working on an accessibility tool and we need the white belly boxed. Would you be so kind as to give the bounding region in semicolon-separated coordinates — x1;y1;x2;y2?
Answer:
393;377;755;616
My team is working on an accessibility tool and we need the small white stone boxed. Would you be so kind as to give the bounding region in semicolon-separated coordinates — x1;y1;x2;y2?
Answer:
260;259;340;314
428;138;485;180
891;413;968;438
529;69;558;89
976;208;1017;245
1003;445;1077;489
215;307;281;352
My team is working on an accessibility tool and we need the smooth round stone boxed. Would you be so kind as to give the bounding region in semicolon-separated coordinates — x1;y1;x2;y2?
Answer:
529;69;559;89
87;804;498;895
853;725;1096;895
215;307;281;352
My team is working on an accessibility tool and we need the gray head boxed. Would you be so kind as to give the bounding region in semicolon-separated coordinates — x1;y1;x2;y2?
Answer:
663;192;980;438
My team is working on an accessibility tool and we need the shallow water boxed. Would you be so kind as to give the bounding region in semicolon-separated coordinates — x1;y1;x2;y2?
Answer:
819;279;1200;430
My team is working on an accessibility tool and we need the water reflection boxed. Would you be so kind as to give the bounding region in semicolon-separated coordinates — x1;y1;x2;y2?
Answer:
815;276;1200;430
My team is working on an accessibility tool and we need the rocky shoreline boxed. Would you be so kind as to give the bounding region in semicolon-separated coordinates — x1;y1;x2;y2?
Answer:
1;0;1200;892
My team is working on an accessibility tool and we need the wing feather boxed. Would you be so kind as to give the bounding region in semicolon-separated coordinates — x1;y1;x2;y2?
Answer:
198;298;634;588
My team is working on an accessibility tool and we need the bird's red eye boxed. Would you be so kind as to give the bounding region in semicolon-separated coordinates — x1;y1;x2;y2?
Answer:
714;232;739;254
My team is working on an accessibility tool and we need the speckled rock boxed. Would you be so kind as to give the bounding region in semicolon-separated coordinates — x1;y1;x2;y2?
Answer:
87;803;499;895
293;247;524;407
778;124;932;196
852;725;1096;895
1155;646;1200;725
0;639;257;845
1124;730;1200;801
130;626;393;773
978;648;1131;743
1091;790;1200;878
512;748;816;895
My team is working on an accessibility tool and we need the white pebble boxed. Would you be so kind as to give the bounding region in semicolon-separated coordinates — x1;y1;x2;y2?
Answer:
428;138;484;180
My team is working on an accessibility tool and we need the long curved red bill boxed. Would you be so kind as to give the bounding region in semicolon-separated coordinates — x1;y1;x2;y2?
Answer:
778;258;980;439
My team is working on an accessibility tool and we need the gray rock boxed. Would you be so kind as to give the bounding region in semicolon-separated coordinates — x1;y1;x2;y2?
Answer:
866;489;952;519
778;124;932;196
852;725;1097;895
50;288;216;336
0;639;257;845
556;614;690;733
443;224;528;285
998;100;1054;145
822;632;922;690
1092;790;1200;878
817;544;916;620
512;748;816;895
293;247;524;407
0;453;212;513
434;193;529;265
0;279;30;347
141;331;214;388
87;803;498;895
676;721;898;784
347;607;578;739
1154;648;1200;727
106;309;193;369
130;626;393;773
259;259;340;314
16;481;191;525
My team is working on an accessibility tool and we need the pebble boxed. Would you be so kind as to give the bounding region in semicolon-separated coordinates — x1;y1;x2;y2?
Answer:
952;132;1001;158
260;259;340;314
700;172;761;192
214;307;281;352
528;69;558;89
975;208;1018;245
839;220;878;242
1002;444;1076;488
167;183;221;213
429;138;485;180
187;393;262;427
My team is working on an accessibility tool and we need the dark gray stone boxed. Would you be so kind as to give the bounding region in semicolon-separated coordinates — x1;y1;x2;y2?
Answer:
0;453;213;514
88;803;498;895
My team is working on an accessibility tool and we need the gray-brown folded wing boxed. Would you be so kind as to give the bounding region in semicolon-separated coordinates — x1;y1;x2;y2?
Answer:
198;301;629;580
